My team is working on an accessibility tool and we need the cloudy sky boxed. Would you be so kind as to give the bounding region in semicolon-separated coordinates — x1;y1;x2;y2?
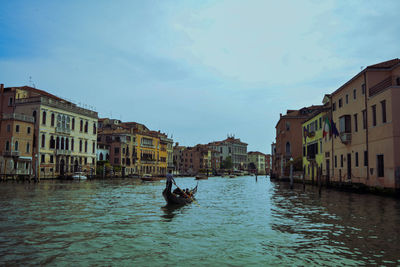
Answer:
1;0;399;153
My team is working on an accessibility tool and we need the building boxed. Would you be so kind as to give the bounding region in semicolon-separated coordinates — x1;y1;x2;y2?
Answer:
1;85;98;179
325;58;400;190
302;109;328;183
265;154;271;175
273;106;323;178
176;144;212;176
247;151;266;174
173;143;186;175
208;136;248;170
0;91;35;179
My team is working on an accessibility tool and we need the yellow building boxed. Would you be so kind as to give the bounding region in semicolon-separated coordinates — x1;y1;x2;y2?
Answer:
302;110;327;182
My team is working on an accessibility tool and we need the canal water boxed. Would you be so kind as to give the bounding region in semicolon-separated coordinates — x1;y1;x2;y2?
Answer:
0;176;399;266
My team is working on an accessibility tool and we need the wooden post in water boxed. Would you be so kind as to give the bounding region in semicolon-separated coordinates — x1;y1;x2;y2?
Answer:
290;158;293;189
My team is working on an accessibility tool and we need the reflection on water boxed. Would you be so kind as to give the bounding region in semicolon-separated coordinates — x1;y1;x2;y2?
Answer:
0;177;399;266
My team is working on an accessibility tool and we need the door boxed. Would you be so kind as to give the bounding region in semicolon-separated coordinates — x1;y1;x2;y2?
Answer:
347;153;351;180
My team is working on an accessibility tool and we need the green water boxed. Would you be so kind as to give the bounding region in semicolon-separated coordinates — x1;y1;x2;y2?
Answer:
0;177;399;266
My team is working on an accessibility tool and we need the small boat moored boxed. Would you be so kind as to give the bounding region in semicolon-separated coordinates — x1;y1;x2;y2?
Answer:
72;172;87;180
195;175;208;180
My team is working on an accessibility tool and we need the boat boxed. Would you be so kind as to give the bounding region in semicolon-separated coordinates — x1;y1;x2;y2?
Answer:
162;183;198;205
140;176;165;182
72;172;87;180
195;175;208;180
229;174;236;178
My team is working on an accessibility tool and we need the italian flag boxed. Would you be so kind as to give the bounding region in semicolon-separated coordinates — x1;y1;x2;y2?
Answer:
323;116;331;138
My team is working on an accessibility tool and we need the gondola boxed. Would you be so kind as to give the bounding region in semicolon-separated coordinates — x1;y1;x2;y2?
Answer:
162;183;198;205
195;175;208;180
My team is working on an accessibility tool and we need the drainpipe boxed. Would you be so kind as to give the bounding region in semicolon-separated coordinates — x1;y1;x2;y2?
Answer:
364;72;370;181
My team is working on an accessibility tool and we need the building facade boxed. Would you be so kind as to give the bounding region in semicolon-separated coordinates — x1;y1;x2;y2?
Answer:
208;136;248;170
247;151;266;174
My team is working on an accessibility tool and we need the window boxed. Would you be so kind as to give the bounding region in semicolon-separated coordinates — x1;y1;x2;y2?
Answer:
115;147;120;154
41;134;45;148
372;105;377;126
340;154;343;167
5;141;10;151
362;84;366;95
364;151;368;166
51;113;55;127
32;111;37;123
377;155;384;177
332;102;336;111
72;118;75;130
80;120;83;132
353;89;356;100
303;146;306;157
319;118;322;129
92;141;95;153
71;139;74;151
56;137;60;149
50;155;54;163
362;110;367;129
84;121;88;133
354;114;358;132
50;136;55;149
79;140;82;152
334;155;337;168
61;137;64;150
285;122;290;131
15;141;19;151
41;154;45;163
320;141;322;153
85;141;88;153
93;123;96;134
355;152;359;167
339;98;343;108
42;111;46;125
6;124;10;132
381;100;386;123
27;127;31;134
15;125;20;133
285;142;291;154
66;138;69;150
345;94;348;104
339;115;351;133
26;143;30;153
8;97;13;106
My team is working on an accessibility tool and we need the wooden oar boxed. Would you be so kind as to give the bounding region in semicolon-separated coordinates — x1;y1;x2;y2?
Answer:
173;180;200;206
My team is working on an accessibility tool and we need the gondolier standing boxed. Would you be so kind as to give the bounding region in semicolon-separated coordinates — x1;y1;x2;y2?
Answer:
166;170;175;192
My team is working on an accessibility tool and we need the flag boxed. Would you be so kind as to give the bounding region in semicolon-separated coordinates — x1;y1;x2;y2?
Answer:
323;117;331;138
331;118;339;137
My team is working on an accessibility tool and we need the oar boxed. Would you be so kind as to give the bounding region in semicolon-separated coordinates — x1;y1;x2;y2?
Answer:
173;180;200;207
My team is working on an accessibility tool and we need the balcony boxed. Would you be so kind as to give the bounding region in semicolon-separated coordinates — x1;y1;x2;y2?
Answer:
3;151;19;157
141;143;155;148
2;113;34;123
56;127;71;134
369;76;395;97
340;133;352;144
56;149;72;156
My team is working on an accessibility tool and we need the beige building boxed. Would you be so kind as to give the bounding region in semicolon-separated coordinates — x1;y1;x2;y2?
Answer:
2;86;98;179
247;151;266;174
324;58;400;190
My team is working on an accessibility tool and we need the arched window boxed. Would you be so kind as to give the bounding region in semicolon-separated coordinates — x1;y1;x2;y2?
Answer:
42;111;46;125
71;139;74;151
41;134;45;148
80;120;83;132
50;136;55;149
5;141;10;151
285;142;291;154
56;137;60;149
100;153;104;161
15;141;19;151
72;118;75;130
85;140;88;152
84;121;88;133
92;141;95;153
79;140;82;152
51;113;55;127
93;123;96;134
66;138;69;150
61;137;65;150
26;143;30;153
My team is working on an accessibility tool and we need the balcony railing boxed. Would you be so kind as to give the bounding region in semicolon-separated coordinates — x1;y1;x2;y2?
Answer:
2;113;34;123
3;151;19;157
340;132;352;144
369;76;397;97
56;149;72;156
56;127;71;134
141;143;155;148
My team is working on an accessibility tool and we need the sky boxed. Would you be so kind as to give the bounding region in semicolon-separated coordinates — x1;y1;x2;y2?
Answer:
1;0;399;153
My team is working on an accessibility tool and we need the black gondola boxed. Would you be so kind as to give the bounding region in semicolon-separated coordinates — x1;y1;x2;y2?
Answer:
162;183;198;205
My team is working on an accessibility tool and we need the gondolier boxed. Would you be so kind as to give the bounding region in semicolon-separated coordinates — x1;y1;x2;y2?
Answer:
166;170;175;192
